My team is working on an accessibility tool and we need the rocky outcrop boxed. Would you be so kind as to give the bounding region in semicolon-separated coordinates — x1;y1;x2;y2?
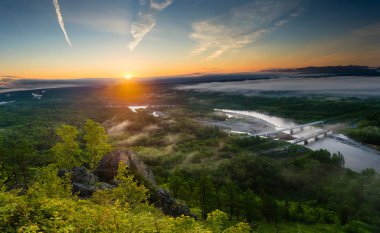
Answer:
59;150;196;218
65;166;114;197
151;188;198;219
96;150;156;186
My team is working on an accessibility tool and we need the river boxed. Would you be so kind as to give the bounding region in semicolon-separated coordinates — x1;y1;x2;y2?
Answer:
212;109;380;172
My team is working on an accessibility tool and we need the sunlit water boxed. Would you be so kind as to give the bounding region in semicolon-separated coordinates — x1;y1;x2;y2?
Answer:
214;109;380;172
128;105;148;112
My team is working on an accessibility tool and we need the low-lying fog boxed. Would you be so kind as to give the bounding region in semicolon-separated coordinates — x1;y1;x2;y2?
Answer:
176;76;380;96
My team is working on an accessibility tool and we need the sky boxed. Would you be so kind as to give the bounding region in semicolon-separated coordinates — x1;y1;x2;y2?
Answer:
0;0;379;79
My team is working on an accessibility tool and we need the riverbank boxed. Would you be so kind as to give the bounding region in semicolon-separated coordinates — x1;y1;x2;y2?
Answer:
201;108;380;172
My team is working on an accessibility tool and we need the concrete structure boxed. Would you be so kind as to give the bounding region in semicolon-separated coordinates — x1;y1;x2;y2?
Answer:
292;130;332;145
254;121;324;137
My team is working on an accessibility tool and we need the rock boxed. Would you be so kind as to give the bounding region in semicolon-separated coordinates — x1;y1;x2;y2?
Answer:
71;166;99;197
58;155;196;219
96;150;156;186
72;182;97;197
70;167;116;197
72;166;98;185
151;188;197;219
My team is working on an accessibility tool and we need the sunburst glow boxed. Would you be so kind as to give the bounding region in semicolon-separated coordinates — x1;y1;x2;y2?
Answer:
124;73;133;80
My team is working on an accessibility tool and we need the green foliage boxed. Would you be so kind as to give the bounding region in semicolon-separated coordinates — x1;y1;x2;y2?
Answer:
51;120;111;171
0;164;248;232
206;210;228;232
310;149;345;167
27;164;72;199
51;124;81;170
108;162;149;207
0;131;36;188
206;210;250;233
223;222;251;233
83;119;111;170
347;126;380;146
1;87;380;232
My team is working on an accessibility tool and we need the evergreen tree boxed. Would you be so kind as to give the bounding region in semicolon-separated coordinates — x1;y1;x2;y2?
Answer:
52;124;81;170
83;119;111;170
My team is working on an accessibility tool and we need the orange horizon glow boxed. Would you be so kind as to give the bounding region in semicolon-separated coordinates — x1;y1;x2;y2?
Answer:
0;60;376;80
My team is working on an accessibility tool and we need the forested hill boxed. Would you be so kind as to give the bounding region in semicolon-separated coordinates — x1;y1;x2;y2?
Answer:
262;65;380;76
1;85;380;232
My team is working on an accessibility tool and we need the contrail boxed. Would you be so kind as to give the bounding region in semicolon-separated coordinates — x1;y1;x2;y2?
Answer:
52;0;72;46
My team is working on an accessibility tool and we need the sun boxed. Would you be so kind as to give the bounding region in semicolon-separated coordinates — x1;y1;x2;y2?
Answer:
123;73;133;80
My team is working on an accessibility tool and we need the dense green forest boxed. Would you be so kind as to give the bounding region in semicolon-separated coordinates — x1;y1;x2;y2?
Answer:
0;85;380;232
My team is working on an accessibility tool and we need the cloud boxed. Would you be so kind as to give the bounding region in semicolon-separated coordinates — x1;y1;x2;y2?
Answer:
108;120;131;136
128;13;156;50
150;0;174;11
52;0;72;47
352;23;380;38
190;0;302;60
128;0;174;50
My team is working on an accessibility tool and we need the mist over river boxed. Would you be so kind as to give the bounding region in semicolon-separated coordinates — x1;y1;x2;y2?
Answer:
209;109;380;172
177;76;380;96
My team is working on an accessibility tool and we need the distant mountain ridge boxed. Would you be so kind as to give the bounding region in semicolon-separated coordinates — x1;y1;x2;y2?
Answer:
262;65;380;76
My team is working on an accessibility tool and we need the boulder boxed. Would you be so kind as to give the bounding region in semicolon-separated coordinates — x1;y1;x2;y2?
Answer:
96;150;156;186
69;166;114;197
151;188;197;219
72;166;98;185
71;166;98;197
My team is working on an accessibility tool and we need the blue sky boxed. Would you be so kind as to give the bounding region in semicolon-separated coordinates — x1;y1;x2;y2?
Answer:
0;0;379;78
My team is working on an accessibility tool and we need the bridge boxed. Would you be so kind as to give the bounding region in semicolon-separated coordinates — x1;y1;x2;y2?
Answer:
254;121;324;137
292;129;332;145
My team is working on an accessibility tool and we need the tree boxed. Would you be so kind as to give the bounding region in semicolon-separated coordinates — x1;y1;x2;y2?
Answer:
0;131;36;189
27;164;72;199
110;162;149;207
52;124;81;170
206;210;228;233
243;189;258;223
223;178;239;220
83;119;111;170
198;175;216;219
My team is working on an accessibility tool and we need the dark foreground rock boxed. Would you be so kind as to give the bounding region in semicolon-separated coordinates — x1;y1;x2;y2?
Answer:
59;166;114;197
96;150;156;186
60;150;197;218
151;188;198;219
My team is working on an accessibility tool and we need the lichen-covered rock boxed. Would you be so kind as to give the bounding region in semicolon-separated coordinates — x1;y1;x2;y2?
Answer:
151;188;198;219
70;166;98;197
72;166;98;185
96;150;156;186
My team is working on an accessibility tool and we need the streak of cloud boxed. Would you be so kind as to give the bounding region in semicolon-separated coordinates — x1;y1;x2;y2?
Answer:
128;13;156;50
52;0;72;47
352;23;380;38
190;0;302;60
150;0;174;11
128;0;174;50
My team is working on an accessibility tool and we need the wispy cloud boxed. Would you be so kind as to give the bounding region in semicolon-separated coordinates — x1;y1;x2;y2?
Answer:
128;0;174;50
52;0;72;47
150;0;174;11
352;23;380;38
129;13;156;50
190;0;302;60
